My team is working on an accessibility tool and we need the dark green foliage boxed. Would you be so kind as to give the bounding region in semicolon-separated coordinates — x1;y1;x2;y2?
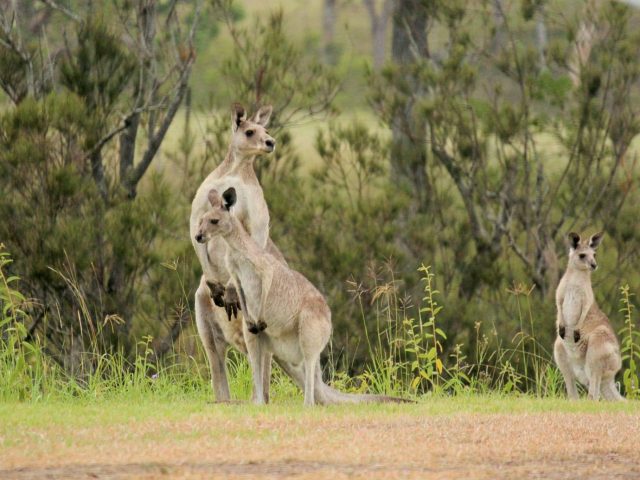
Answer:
0;1;202;375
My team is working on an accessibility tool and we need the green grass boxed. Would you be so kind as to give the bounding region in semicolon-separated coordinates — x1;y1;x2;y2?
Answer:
1;395;638;437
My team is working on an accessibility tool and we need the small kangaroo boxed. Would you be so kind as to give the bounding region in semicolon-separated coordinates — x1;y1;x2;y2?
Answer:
195;189;411;406
554;231;624;401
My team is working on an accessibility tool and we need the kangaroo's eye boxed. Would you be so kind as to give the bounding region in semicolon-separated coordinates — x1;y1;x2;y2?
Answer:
245;130;254;137
210;219;219;225
579;254;586;259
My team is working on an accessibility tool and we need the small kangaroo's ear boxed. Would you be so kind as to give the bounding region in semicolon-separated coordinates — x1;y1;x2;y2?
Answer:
232;103;246;131
251;105;273;127
567;232;580;250
589;231;604;249
208;189;222;207
222;187;237;211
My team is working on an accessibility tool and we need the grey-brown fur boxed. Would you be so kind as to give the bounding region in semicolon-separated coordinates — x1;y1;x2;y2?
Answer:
554;231;624;401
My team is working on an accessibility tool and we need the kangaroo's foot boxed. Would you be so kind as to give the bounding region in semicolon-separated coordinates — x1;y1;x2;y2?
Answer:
558;325;566;339
223;285;242;320
206;281;226;308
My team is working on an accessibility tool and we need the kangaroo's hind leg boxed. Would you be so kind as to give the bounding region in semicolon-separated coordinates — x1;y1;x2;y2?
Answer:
298;301;332;406
601;377;625;401
262;351;272;404
243;321;266;405
195;278;231;402
554;337;579;399
588;369;602;400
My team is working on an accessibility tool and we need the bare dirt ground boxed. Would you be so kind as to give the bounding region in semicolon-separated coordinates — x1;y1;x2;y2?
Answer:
2;405;640;480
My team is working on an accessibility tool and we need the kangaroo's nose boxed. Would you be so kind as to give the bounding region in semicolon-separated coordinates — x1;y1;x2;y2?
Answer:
590;263;597;271
195;233;204;243
265;139;275;150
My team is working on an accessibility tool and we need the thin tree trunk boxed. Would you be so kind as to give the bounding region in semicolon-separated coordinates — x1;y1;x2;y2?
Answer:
364;0;394;70
536;6;547;69
372;20;386;69
119;113;140;181
323;0;337;64
390;0;429;210
491;0;505;53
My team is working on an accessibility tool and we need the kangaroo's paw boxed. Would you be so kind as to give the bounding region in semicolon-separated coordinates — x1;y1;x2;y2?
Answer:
558;325;566;339
573;329;581;343
257;320;267;332
247;322;261;335
223;285;241;320
206;281;226;308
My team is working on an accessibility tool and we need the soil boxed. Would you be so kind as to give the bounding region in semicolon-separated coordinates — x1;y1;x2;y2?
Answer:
1;411;639;479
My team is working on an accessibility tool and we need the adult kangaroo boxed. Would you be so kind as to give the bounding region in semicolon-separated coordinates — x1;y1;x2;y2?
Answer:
190;103;285;403
554;231;624;401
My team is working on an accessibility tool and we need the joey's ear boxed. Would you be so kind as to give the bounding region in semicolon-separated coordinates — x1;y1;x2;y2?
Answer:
222;187;237;211
589;231;604;249
232;103;246;131
208;189;222;207
567;232;580;250
251;105;273;127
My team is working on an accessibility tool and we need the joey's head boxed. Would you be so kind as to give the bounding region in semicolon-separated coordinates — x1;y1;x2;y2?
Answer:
566;231;603;272
230;103;275;156
194;188;237;243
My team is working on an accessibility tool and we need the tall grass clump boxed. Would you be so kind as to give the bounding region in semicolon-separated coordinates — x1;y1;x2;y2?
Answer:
619;285;640;399
0;246;50;401
346;264;564;398
0;244;208;401
346;264;472;397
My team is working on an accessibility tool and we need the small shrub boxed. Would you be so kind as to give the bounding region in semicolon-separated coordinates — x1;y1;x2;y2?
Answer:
619;285;640;398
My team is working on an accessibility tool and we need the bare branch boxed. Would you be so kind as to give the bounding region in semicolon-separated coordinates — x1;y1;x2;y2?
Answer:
39;0;81;23
124;0;202;195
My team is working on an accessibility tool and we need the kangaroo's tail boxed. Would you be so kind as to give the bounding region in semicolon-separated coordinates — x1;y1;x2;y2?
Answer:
316;381;414;405
274;358;413;405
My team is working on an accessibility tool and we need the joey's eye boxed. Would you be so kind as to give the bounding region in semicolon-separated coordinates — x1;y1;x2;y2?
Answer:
245;130;254;137
579;254;586;259
210;219;219;225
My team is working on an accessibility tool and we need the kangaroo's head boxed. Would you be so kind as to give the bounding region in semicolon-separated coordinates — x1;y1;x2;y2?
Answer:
566;231;603;272
194;188;237;243
230;103;275;156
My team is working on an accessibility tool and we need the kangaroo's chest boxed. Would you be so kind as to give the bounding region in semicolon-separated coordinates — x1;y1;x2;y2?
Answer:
562;286;586;327
203;237;231;284
222;179;269;248
234;262;263;319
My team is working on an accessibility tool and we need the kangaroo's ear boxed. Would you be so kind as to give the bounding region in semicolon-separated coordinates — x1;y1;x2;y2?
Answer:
232;103;246;131
222;187;237;211
208;189;222;207
589;231;604;249
251;105;272;127
567;232;580;250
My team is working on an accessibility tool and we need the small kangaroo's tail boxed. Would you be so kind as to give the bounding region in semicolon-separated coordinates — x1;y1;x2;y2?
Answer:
274;358;413;405
316;381;414;405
